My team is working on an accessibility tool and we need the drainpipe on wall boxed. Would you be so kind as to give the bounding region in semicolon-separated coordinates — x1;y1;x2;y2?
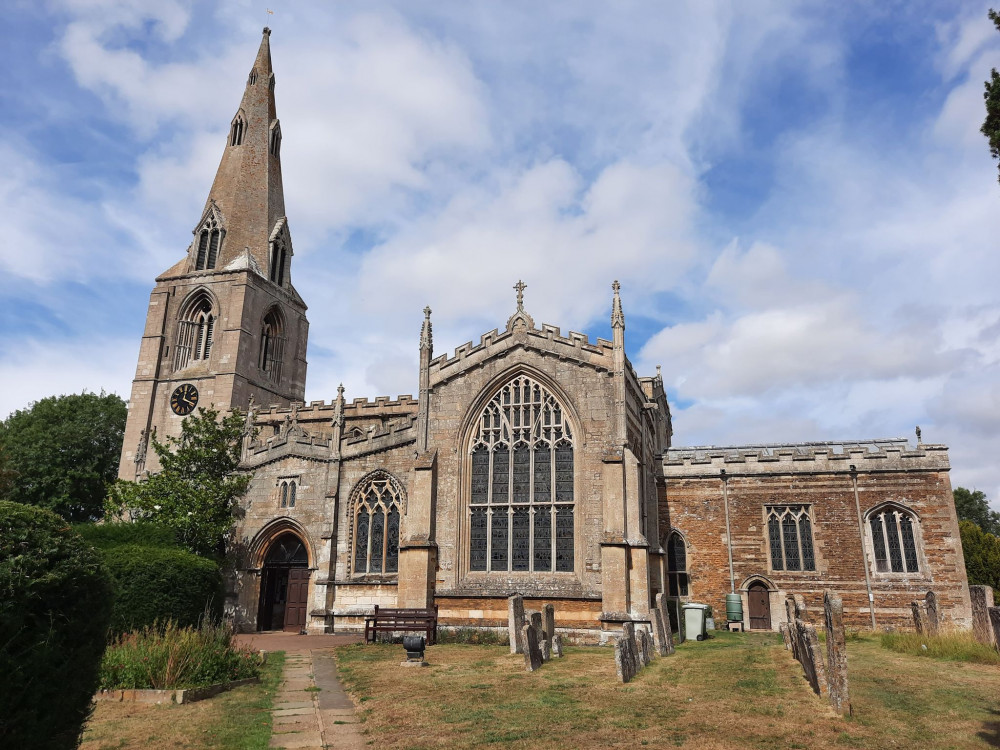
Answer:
851;464;877;629
722;468;735;594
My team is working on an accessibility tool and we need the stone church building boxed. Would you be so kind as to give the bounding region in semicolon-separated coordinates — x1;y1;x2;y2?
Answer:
119;30;972;639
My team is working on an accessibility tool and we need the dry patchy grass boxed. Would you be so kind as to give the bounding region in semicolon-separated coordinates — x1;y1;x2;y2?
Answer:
80;651;283;750
334;631;1000;749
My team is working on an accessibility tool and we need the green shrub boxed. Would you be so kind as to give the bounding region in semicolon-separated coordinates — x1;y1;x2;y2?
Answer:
74;521;176;549
100;620;264;690
100;543;223;633
0;501;114;750
880;630;1000;665
437;627;510;645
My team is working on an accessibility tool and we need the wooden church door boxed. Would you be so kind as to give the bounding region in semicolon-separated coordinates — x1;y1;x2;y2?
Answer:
283;568;311;633
748;583;771;630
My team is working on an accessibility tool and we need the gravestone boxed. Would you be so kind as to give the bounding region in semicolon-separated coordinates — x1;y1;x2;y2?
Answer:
651;607;669;657
521;622;542;672
542;603;555;641
969;586;995;648
655;593;675;654
529;611;543;643
989;608;1000;651
823;592;851;716
614;637;635;683
637;630;652;666
551;633;564;658
779;622;791;651
911;601;926;634
540;638;551;662
507;594;526;654
925;591;940;637
797;620;829;698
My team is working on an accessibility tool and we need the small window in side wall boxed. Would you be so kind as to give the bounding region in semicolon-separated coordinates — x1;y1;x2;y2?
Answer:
279;480;297;509
868;506;920;573
765;505;816;572
667;531;689;597
280;481;288;508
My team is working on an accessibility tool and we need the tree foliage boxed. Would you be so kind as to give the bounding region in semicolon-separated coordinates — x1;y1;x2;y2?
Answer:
107;407;250;557
984;9;1000;183
953;486;1000;536
959;520;1000;604
0;391;127;521
0;501;114;749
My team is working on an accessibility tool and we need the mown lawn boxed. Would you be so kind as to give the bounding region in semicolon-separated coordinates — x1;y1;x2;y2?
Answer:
334;631;1000;749
80;651;284;750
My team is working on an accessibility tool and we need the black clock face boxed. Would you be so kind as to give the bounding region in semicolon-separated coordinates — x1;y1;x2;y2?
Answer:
170;384;199;416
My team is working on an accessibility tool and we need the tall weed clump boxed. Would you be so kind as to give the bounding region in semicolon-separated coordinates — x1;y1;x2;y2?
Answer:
880;630;1000;665
100;619;264;690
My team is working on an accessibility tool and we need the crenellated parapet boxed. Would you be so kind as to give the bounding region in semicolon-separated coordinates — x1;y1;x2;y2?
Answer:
664;439;949;478
243;430;333;468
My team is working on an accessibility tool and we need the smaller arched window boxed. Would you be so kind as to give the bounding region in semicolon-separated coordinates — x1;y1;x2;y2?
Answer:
174;292;215;370
194;216;224;271
268;240;287;285
269;121;281;157
351;473;403;576
279;480;297;509
248;68;258;86
667;531;689;597
766;505;816;572
260;308;285;383
230;113;246;147
868;505;920;573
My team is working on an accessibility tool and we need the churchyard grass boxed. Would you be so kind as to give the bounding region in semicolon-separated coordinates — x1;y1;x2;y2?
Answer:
334;631;1000;749
80;651;284;750
880;630;1000;665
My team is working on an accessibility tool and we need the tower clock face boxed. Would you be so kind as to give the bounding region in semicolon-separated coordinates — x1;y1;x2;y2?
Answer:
170;384;199;416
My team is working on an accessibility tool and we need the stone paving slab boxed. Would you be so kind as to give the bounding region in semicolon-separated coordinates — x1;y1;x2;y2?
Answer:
269;731;323;748
274;707;313;717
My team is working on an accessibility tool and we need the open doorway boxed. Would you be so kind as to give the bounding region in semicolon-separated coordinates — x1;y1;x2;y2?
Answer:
257;532;310;632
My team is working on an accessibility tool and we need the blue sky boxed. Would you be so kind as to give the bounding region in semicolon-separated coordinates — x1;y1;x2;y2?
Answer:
2;1;999;507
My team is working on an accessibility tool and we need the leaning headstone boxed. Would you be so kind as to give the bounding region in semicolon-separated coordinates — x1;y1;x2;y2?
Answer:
508;594;526;654
989;608;1000;651
540;638;551;662
529;610;543;640
970;586;996;648
793;594;808;620
551;633;564;658
911;601;926;634
779;622;791;651
622;622;639;674
521;623;543;672
925;591;940;637
637;630;652;666
542;603;555;641
614;637;635;683
823;592;851;716
655;593;676;653
651;607;669;657
798;620;829;698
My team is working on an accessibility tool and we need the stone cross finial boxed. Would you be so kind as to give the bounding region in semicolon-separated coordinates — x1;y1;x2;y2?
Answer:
420;306;433;350
514;280;527;310
611;279;625;329
915;425;922;444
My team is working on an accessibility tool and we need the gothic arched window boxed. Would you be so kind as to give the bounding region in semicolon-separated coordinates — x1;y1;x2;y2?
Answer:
468;374;575;574
351;472;403;576
867;505;920;574
194;215;224;271
766;505;816;572
269;121;282;157
260;308;285;383
667;531;689;596
174;291;215;370
230;113;246;146
279;480;297;509
268;240;287;285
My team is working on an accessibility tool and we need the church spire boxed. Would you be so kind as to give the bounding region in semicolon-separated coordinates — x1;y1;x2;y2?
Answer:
194;27;287;275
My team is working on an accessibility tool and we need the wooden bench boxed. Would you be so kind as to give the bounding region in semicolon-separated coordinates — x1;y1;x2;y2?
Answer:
364;605;439;645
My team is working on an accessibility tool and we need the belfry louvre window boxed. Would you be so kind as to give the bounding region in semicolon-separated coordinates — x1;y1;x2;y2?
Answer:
667;531;689;597
174;293;214;370
230;114;246;146
260;309;285;383
268;241;286;285
351;473;402;576
195;216;224;271
868;506;920;573
269;122;281;157
468;374;574;573
766;505;816;572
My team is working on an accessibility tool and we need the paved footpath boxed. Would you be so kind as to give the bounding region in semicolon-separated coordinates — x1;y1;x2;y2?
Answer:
249;633;365;750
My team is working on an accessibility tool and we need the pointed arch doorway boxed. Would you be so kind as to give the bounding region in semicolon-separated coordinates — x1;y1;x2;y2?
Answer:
257;532;310;632
747;582;771;630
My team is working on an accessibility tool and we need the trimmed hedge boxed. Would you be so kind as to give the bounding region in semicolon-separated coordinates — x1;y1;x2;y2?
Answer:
0;501;114;750
74;523;224;633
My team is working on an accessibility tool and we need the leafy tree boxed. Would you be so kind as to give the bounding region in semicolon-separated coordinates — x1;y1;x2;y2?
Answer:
0;392;127;521
107;407;250;557
959;520;1000;604
953;487;1000;536
984;9;1000;183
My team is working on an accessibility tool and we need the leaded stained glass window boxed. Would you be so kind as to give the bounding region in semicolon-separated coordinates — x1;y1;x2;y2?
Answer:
766;506;816;572
467;374;574;573
868;507;920;574
351;472;404;576
667;531;689;597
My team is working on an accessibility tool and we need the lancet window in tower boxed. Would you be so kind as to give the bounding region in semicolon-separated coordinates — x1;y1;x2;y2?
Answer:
260;308;285;383
351;472;403;576
867;505;920;574
248;68;258;86
194;216;224;271
268;240;287;285
174;292;215;370
468;374;575;574
269;121;281;157
230;113;246;147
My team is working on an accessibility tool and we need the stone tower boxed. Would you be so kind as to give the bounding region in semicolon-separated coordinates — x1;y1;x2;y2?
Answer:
119;28;308;478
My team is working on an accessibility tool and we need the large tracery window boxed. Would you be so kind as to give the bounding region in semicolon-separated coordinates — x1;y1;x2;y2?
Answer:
468;374;574;574
667;531;689;596
351;473;402;576
766;505;816;572
174;292;215;370
868;505;920;574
